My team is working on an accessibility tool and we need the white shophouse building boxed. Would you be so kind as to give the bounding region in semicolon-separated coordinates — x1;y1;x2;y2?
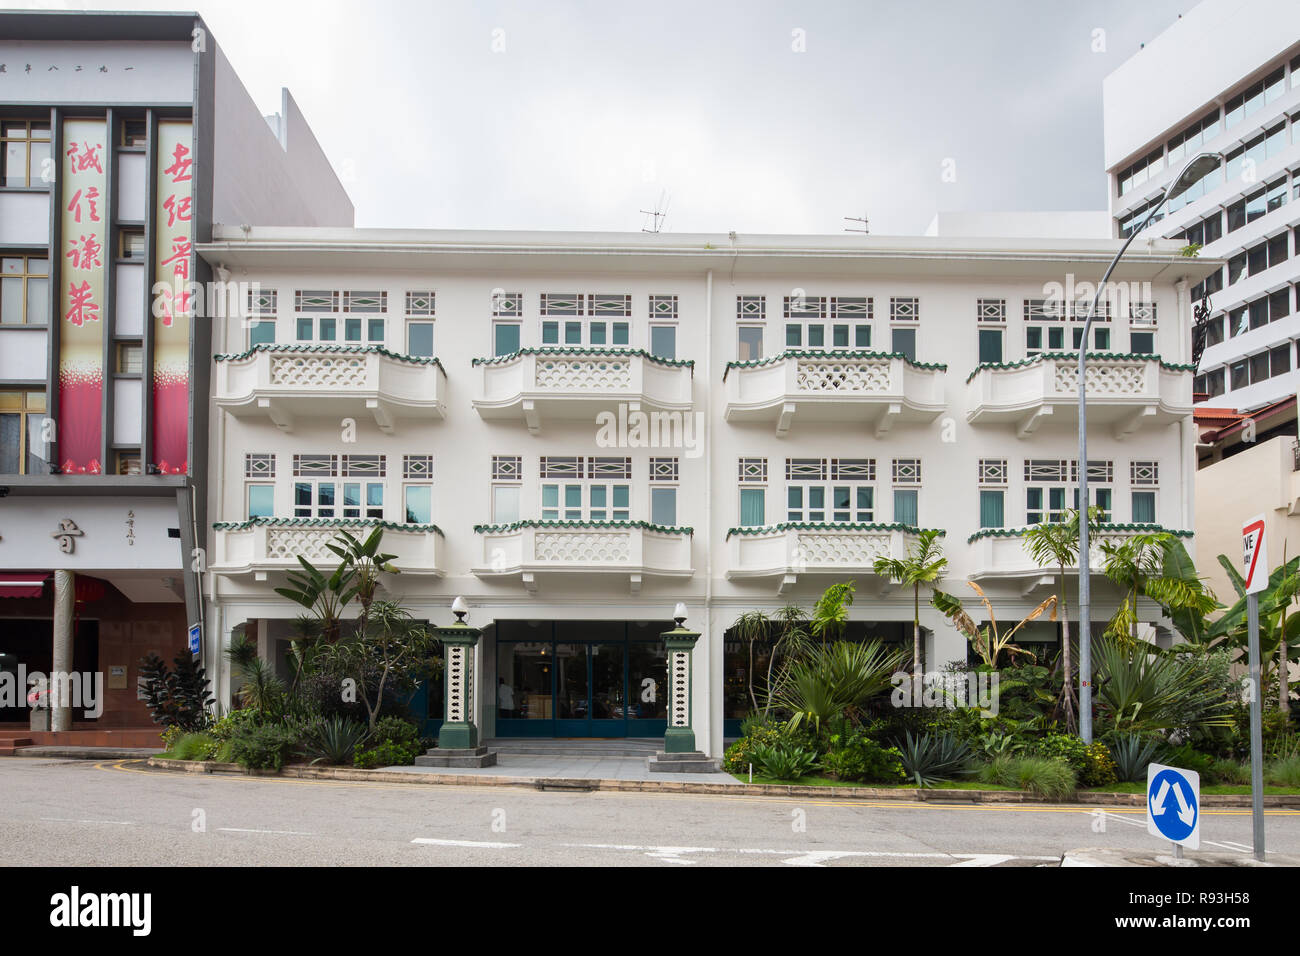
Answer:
1103;0;1300;413
198;227;1217;756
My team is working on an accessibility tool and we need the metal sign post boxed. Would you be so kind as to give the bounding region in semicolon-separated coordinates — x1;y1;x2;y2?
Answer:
1242;515;1267;862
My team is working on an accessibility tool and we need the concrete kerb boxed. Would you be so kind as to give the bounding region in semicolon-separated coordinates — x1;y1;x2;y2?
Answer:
142;758;1300;807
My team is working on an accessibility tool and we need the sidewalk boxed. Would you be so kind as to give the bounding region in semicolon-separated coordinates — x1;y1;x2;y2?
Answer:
382;753;740;785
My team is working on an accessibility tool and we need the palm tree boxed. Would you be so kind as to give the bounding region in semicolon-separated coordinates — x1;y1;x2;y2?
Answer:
874;529;947;678
1022;508;1100;732
1101;532;1219;652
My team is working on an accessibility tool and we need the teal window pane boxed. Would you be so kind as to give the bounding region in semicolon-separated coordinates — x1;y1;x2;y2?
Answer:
1094;327;1110;350
786;324;801;347
894;489;918;526
855;324;871;347
1026;328;1042;352
296;317;313;341
808;486;825;520
564;485;582;507
1095;488;1112;519
787;485;802;519
650;326;676;360
564;321;582;344
319;317;336;341
294;482;312;515
589;322;607;345
892;327;916;361
1131;331;1154;355
542;321;559;345
590;485;607;508
979;490;1004;529
807;325;824;348
612;485;629;508
740;488;765;527
833;324;849;347
408;322;434;357
405;485;431;524
651;487;676;526
1048;327;1064;350
856;486;873;520
345;317;362;342
1133;491;1156;524
368;319;385;342
978;329;1002;364
317;483;335;516
248;485;273;519
833;486;851;521
612;322;629;345
249;320;275;347
367;483;384;506
494;323;520;356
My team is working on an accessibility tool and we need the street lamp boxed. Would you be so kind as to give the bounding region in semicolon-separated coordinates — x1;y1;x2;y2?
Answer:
1077;151;1222;744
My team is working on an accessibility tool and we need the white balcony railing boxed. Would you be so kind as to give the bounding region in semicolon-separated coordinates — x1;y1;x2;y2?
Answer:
214;345;446;433
965;352;1192;438
723;350;947;437
211;518;444;581
472;348;694;434
967;524;1193;587
726;523;934;593
471;520;693;593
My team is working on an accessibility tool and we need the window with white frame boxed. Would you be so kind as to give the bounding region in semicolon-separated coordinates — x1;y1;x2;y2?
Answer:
785;457;876;523
737;295;765;321
491;291;523;356
1131;460;1158;524
540;293;630;346
294;289;384;345
244;453;275;519
1069;299;1111;351
978;457;1007;529
649;456;679;526
1024;298;1066;355
738;457;767;527
403;454;433;524
491;455;522;523
405;291;435;358
1072;459;1113;518
540;456;631;521
891;458;920;526
977;298;1006;364
889;297;918;361
1024;459;1069;524
737;325;763;361
292;454;385;519
247;288;277;348
1129;301;1157;355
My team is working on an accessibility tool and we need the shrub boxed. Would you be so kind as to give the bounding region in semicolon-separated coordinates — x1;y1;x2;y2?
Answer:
353;716;423;769
227;723;299;771
1266;754;1300;788
1162;742;1216;778
214;740;236;764
722;718;808;774
751;743;819;781
1107;732;1164;783
139;650;215;732
819;733;906;783
170;732;219;761
159;725;185;752
210;708;261;742
894;732;975;788
1080;742;1119;788
980;755;1077;800
1210;758;1250;785
299;716;369;766
1033;733;1088;772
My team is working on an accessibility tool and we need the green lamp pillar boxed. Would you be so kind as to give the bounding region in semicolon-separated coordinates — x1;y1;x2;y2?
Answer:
649;602;717;772
415;597;497;768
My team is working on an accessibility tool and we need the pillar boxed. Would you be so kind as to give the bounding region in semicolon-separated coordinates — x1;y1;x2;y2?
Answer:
51;569;74;732
413;606;497;767
663;623;700;754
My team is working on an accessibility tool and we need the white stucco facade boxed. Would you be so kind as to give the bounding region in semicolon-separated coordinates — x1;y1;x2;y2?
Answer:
198;227;1218;756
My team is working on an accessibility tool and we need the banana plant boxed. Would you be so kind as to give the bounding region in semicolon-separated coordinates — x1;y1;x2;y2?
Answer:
932;580;1057;670
326;527;399;638
274;550;358;643
1209;551;1300;707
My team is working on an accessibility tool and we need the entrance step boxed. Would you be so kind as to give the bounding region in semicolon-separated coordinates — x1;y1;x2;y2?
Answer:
0;737;33;755
647;751;721;773
414;746;497;769
485;738;661;758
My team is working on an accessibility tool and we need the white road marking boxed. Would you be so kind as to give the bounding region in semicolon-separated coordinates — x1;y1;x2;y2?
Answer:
411;838;521;849
1081;809;1257;854
218;827;313;835
40;817;134;825
566;842;1054;867
950;854;1019;867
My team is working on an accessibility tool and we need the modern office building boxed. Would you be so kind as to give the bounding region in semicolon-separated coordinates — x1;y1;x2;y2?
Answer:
1103;0;1300;414
0;10;351;734
197;227;1215;756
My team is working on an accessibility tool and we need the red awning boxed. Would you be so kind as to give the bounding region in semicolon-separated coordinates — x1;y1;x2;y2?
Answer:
0;573;49;599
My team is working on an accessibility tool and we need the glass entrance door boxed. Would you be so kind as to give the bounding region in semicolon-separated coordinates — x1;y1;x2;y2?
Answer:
495;621;671;738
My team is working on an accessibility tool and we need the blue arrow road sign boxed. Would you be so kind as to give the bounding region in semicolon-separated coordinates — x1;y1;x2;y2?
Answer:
1146;764;1199;848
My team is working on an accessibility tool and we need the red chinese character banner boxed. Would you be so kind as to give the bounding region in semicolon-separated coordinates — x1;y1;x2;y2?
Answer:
58;118;108;474
152;119;194;475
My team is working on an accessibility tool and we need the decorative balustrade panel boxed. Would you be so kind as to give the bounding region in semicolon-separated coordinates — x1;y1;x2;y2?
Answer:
534;357;632;390
265;527;335;562
534;531;631;563
795;358;890;393
795;532;892;567
1052;361;1146;395
270;355;369;389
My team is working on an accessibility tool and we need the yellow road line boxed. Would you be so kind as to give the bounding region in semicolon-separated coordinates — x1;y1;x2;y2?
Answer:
95;761;1300;815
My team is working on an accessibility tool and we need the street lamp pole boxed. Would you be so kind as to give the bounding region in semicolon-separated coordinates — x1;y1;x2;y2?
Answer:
1076;152;1222;744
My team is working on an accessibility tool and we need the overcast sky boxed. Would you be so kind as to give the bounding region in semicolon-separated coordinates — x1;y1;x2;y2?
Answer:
19;0;1198;234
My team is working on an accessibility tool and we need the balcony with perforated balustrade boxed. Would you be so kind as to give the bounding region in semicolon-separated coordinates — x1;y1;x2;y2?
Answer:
470;520;694;594
966;524;1193;592
209;518;444;583
725;522;933;595
965;352;1193;439
722;350;947;437
471;348;694;434
213;345;446;434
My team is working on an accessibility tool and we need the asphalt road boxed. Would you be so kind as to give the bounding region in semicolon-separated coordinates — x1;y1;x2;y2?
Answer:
2;757;1298;867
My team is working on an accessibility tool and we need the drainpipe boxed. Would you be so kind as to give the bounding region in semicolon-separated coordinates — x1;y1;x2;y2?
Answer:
705;267;718;758
51;570;74;732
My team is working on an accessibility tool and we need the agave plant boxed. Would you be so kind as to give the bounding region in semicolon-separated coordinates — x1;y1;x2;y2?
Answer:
751;743;819;781
299;715;370;766
894;731;975;788
1093;639;1234;734
1106;732;1164;783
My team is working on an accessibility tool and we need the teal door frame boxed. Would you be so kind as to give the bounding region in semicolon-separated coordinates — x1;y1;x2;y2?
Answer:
494;622;669;738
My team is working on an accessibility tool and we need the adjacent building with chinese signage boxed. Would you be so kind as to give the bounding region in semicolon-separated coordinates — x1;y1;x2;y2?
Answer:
0;10;351;733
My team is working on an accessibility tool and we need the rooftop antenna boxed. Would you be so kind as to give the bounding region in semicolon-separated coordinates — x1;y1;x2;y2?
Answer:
843;213;870;234
641;190;670;233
